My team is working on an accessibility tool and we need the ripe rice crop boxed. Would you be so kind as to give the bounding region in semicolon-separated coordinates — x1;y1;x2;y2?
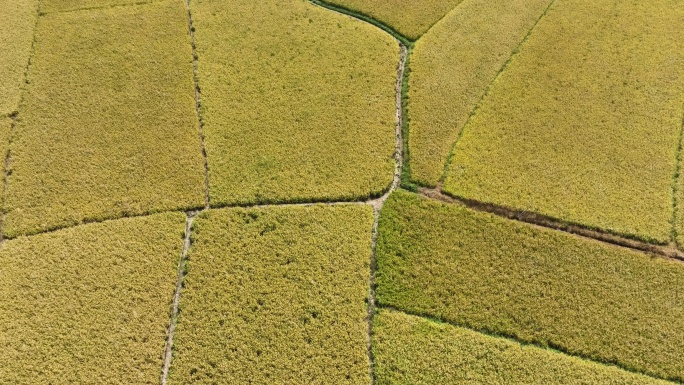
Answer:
168;204;374;384
443;0;684;243
192;0;397;207
3;0;206;238
407;0;552;186
0;212;186;384
0;0;37;117
374;309;672;385
321;0;464;40
376;191;684;381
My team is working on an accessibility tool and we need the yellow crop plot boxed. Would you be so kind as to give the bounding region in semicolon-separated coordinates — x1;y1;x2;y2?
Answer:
376;191;684;381
374;310;672;385
443;0;684;243
407;0;552;186
0;212;185;384
192;0;397;207
168;205;373;384
41;0;155;14
0;0;37;117
321;0;464;40
3;0;206;238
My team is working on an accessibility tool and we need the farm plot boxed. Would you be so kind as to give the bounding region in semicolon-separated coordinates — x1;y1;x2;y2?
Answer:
41;0;156;14
168;205;373;384
320;0;464;40
376;191;684;382
442;0;684;243
374;310;671;385
407;0;552;186
192;0;397;207
3;0;206;238
0;212;186;384
0;0;37;117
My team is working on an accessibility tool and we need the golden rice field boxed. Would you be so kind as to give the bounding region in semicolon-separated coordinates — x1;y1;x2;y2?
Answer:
1;0;682;383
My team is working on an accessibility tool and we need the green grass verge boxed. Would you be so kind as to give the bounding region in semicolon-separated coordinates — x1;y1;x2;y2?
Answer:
442;0;684;243
0;212;186;384
374;309;673;385
0;0;37;117
376;191;684;382
41;0;157;14
319;0;464;41
168;204;374;384
407;0;552;186
3;0;206;238
192;0;397;206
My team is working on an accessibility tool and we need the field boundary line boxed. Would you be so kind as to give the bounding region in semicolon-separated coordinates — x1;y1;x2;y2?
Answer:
0;0;41;244
419;187;684;262
377;305;684;384
183;0;210;209
417;0;469;42
438;0;559;184
670;109;684;247
160;211;198;385
38;0;166;16
310;0;413;46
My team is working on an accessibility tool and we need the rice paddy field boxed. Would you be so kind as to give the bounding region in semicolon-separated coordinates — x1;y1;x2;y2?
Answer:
1;0;683;384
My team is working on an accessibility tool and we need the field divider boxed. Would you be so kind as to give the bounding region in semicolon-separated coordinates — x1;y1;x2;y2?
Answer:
438;0;559;184
183;0;210;210
376;304;684;385
420;186;684;262
670;109;684;247
39;0;166;16
160;210;198;385
0;1;41;245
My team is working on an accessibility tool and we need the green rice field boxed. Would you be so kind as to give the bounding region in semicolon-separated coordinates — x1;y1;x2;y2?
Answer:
1;0;682;383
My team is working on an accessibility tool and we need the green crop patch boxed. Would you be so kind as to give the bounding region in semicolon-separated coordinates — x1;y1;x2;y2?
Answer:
0;0;37;117
407;0;552;186
376;191;684;381
442;0;684;243
0;212;186;384
1;118;11;157
321;0;464;40
168;204;373;384
192;0;397;206
41;0;158;14
3;0;206;238
374;310;672;385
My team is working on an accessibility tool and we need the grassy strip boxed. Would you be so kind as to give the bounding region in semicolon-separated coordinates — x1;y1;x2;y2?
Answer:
442;0;684;243
376;191;684;382
321;0;463;41
407;0;552;186
0;0;38;117
374;309;674;385
3;0;206;238
675;112;684;246
192;0;397;207
0;212;186;384
168;205;373;384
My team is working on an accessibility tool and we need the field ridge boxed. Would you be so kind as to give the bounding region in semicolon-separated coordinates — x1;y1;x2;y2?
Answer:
421;186;684;262
183;0;209;209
